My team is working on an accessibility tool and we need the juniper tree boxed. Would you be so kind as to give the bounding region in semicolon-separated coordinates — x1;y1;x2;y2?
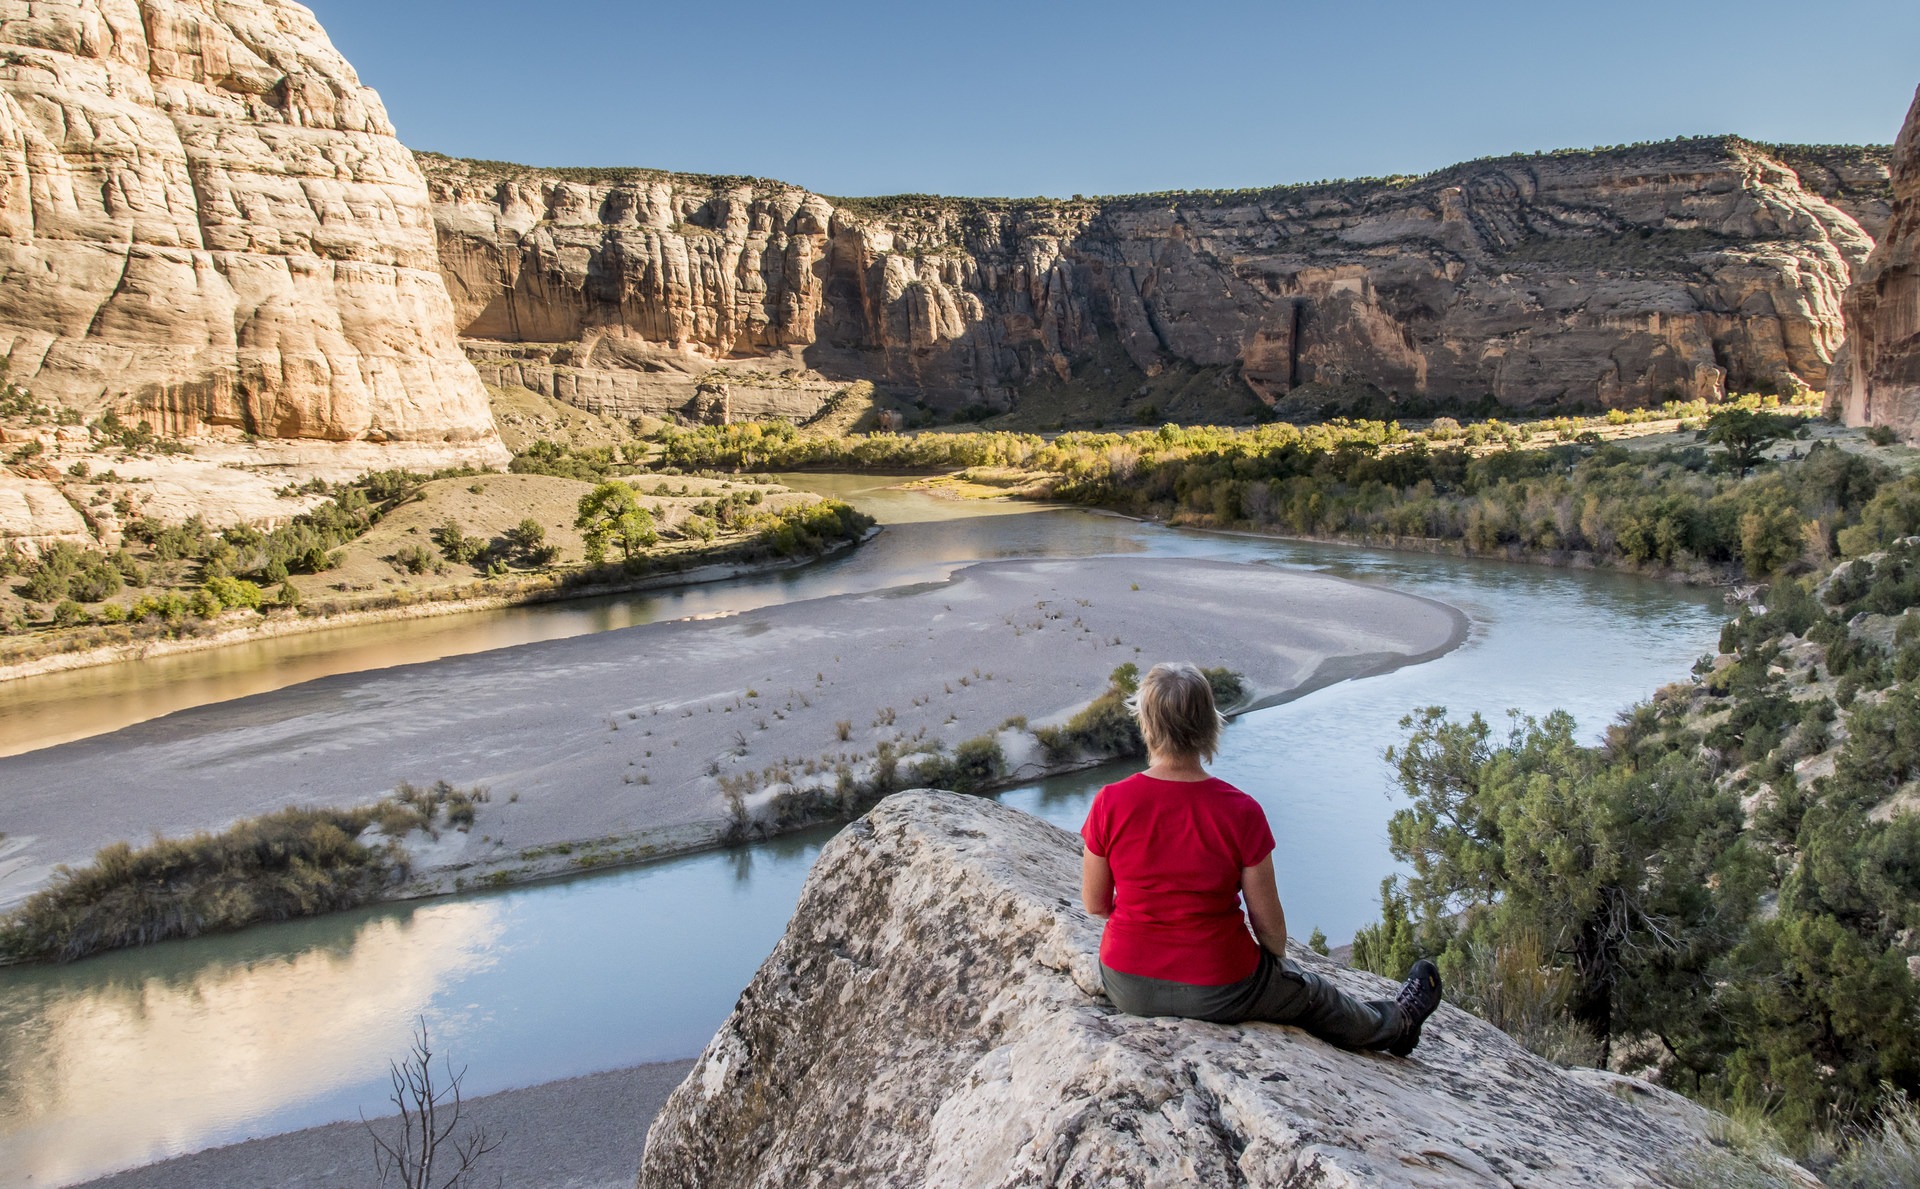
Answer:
1373;707;1754;1066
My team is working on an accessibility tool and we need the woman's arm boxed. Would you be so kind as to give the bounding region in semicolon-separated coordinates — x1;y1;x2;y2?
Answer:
1082;848;1115;919
1241;854;1288;955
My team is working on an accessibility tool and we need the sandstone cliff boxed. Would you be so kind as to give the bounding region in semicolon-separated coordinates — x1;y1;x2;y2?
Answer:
1834;85;1920;442
427;140;1890;425
638;791;1795;1187
0;0;502;455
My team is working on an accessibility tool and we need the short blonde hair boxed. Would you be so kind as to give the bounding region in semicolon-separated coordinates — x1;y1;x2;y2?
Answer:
1127;662;1225;762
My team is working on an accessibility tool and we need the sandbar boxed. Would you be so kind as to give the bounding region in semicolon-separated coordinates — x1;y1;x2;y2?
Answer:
0;556;1464;909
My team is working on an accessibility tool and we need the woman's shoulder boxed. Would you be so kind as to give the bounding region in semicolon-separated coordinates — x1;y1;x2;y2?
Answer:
1093;772;1151;807
1197;774;1252;797
1202;777;1270;815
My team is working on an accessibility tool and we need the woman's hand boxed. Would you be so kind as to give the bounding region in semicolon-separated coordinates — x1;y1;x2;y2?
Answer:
1241;854;1288;955
1081;848;1115;919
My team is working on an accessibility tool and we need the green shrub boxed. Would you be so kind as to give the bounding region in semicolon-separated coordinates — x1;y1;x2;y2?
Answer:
912;735;1007;794
392;543;438;575
202;575;263;611
1039;663;1242;762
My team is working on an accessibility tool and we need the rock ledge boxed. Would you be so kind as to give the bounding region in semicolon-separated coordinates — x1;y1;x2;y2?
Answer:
640;790;1745;1187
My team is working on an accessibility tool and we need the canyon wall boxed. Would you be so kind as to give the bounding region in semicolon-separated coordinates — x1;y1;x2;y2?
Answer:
1834;85;1920;442
640;790;1810;1187
426;139;1891;423
0;0;502;455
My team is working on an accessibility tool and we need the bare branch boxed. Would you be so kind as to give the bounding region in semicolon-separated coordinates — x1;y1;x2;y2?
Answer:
361;1018;503;1189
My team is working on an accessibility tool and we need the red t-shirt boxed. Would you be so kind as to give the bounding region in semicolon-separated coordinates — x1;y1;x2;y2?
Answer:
1081;773;1276;986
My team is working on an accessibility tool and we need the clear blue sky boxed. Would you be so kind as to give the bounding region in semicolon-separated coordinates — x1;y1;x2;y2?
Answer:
309;0;1920;198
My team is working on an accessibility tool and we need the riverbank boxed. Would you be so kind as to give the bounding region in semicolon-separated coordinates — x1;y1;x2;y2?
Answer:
0;556;1464;923
72;1060;695;1189
0;527;875;686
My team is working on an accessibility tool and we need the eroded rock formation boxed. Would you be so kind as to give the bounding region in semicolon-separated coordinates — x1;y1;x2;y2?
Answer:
639;790;1786;1187
428;140;1890;423
0;0;502;456
1834;84;1920;442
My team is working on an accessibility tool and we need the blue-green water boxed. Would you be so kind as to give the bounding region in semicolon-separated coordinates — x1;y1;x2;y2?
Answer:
0;480;1725;1186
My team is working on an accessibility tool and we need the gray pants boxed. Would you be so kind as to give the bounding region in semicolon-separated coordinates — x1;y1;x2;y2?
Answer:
1101;950;1406;1051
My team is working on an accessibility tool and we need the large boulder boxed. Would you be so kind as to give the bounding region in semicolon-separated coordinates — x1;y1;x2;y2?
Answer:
0;0;503;460
1835;83;1920;443
639;790;1773;1187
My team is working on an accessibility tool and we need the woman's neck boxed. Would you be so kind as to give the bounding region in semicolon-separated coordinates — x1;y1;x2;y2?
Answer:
1144;753;1210;782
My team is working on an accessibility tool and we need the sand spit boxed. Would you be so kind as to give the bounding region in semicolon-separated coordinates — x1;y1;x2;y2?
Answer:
0;529;872;687
0;556;1463;911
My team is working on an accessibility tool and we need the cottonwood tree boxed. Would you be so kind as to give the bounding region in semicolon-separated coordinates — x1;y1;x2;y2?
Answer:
575;482;657;565
363;1019;501;1189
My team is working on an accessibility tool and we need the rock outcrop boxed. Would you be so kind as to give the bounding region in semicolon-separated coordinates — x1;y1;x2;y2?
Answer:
428;140;1890;424
1834;84;1920;442
639;790;1774;1187
0;0;502;457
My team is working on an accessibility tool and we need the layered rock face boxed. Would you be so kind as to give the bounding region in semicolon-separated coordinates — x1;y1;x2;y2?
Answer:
639;791;1772;1187
428;140;1889;422
0;0;502;454
1834;85;1920;442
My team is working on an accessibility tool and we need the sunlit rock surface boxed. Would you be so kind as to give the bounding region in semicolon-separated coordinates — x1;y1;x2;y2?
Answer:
0;0;502;458
1835;84;1920;442
428;139;1890;421
639;790;1754;1187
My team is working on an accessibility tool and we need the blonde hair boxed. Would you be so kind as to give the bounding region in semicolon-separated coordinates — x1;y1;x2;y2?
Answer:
1127;662;1225;762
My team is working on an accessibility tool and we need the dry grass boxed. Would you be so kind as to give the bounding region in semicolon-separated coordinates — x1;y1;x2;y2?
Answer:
0;782;489;964
486;383;658;454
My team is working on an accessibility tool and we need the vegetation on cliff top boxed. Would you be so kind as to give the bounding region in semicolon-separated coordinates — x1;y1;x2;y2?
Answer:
417;134;1890;216
414;151;794;195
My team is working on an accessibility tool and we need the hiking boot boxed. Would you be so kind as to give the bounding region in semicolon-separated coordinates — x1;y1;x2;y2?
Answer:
1388;959;1442;1057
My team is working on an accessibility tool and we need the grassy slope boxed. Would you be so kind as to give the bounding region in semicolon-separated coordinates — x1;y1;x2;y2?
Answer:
304;472;817;602
487;383;662;454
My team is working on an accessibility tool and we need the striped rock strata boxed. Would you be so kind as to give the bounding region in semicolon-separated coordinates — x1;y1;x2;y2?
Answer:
428;140;1891;423
0;0;502;457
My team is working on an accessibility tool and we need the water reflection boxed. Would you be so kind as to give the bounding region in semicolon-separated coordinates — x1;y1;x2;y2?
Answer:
0;901;503;1185
0;826;834;1187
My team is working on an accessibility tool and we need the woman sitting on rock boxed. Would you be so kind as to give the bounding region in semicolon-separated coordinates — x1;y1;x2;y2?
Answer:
1080;661;1442;1055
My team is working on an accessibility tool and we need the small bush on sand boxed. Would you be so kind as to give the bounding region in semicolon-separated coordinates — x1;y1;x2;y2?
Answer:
1038;663;1244;762
0;806;394;963
0;780;492;963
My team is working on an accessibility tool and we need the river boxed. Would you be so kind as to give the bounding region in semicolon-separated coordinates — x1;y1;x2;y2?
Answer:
0;476;1726;1186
